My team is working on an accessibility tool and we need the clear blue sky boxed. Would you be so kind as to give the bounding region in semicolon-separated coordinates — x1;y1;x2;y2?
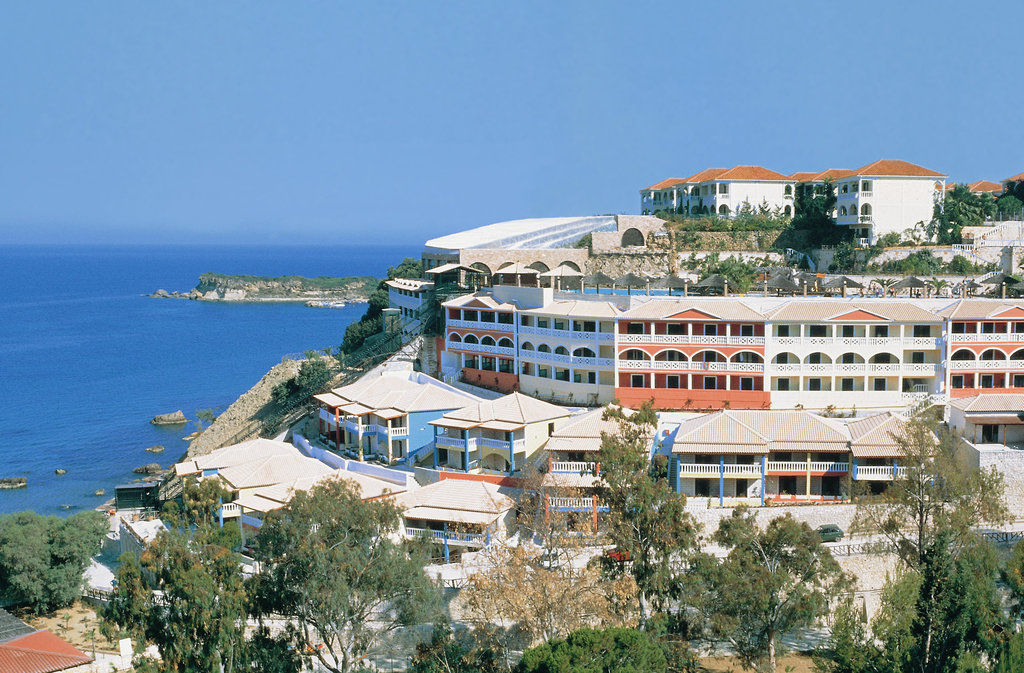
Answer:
2;2;1022;245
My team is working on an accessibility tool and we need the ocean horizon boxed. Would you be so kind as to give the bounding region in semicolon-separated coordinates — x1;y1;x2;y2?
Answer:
0;243;419;516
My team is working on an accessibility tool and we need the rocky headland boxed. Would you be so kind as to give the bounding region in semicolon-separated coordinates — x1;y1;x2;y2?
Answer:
148;273;378;303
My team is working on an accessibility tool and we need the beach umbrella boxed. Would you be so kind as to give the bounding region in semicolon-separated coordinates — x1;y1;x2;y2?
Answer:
982;272;1020;286
495;261;539;287
614;272;647;295
822;275;864;297
763;273;801;294
891;276;931;297
581;271;615;294
695;274;730;296
651;274;691;295
539;265;584;291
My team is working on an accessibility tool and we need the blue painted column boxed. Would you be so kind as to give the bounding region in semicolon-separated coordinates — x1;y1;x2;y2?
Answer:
218;497;224;529
852;458;858;481
719;455;725;506
674;457;681;494
443;522;450;563
464;432;470;473
508;432;514;475
432;426;438;469
760;456;766;506
893;460;898;478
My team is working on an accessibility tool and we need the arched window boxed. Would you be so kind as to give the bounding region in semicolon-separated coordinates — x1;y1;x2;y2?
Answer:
463;334;479;344
731;352;764;364
1011;349;1024;361
783;205;792;216
694;350;723;362
621;228;646;247
804;352;831;364
773;352;798;364
480;335;496;346
573;347;596;358
870;353;897;364
861;203;872;216
520;341;534;351
623;349;650;361
784;184;793;195
554;346;569;356
951;349;975;361
448;333;462;342
655;349;687;361
839;352;863;364
537;344;551;353
851;204;859;216
498;337;514;348
981;348;1007;360
839;206;848;216
718;204;730;215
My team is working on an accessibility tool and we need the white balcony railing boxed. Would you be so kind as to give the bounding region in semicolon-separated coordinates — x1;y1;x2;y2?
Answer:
446;340;515;357
519;325;615;342
949;360;1024;370
447;318;515;332
548;496;607;511
219;503;241;518
618;360;765;372
951;333;1024;343
773;336;937;347
436;435;469;449
722;464;763;477
856;465;907;480
551;461;598;473
404;527;486;547
521;351;614;368
677;463;724;476
768;363;939;376
766;461;849;473
617;334;764;345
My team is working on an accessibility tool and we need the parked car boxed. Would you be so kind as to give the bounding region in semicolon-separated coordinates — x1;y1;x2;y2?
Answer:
816;524;845;542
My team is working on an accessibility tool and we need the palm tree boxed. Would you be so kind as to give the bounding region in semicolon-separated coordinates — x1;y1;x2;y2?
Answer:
871;278;893;297
931;278;949;298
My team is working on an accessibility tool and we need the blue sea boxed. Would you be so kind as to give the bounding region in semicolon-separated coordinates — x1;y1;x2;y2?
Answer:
0;244;419;516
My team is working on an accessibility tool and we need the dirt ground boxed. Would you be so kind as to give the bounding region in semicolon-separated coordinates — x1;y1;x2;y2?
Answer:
700;652;817;673
19;600;122;654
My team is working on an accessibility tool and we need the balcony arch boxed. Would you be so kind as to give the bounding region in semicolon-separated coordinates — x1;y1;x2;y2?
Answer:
731;351;764;364
527;261;550;274
480;335;496;346
861;203;872;216
654;349;688;361
1011;349;1024;361
803;352;832;364
470;262;492;276
718;204;730;215
621;228;646;247
980;348;1008;361
850;204;859;216
573;347;596;358
623;349;650;361
448;333;463;342
838;352;865;364
839;206;848;216
951;348;976;361
692;349;724;363
520;341;534;351
783;205;792;216
537;344;551;353
560;260;582;272
463;334;480;345
772;352;799;364
498;337;514;348
554;346;569;356
870;353;899;364
784;184;793;195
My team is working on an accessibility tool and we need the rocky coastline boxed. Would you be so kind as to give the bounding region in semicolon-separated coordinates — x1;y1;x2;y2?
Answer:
147;272;378;303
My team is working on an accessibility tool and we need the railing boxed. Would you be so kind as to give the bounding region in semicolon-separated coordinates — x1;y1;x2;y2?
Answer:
551;461;598;473
677;463;724;476
435;435;469;449
522;351;614;367
519;325;615;342
548;496;608;512
405;527;486;547
855;465;907;480
387;426;410;437
446;340;515;356
618;360;764;372
949;360;1023;370
477;437;527;451
219;503;241;518
768;363;938;376
951;333;1024;342
773;336;937;347
767;461;849;473
617;334;764;345
722;464;763;476
447;318;515;332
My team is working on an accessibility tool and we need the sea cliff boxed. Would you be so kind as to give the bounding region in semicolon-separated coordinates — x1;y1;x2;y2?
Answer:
150;273;378;302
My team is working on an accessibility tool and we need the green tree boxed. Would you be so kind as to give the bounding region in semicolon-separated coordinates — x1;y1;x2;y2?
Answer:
791;179;848;246
0;510;107;613
103;553;149;644
387;257;424;280
703;507;847;673
408;620;501;673
515;627;667;673
249;479;441;673
597;403;700;625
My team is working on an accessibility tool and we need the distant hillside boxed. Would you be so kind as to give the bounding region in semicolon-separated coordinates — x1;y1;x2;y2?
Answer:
186;273;379;302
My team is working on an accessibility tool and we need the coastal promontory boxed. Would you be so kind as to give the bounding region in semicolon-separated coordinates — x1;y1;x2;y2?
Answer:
149;273;378;303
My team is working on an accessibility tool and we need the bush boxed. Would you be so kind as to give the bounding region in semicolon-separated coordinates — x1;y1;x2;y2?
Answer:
0;510;107;612
515;627;666;673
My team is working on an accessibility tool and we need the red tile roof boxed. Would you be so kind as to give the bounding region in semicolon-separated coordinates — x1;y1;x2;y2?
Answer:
0;631;92;673
715;165;791;181
643;177;687;191
853;159;946;178
968;180;1003;193
813;168;855;181
1005;172;1024;183
787;172;817;182
684;167;728;183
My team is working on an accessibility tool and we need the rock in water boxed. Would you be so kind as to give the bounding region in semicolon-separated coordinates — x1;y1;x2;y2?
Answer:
144;445;165;454
94;489;105;496
152;289;171;298
55;468;67;475
133;463;163;475
0;477;27;489
182;430;202;441
151;410;187;425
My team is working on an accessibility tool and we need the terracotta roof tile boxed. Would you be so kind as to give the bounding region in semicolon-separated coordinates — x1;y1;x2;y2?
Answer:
644;178;687;191
684;168;728;182
621;298;766;321
787;172;818;182
949;393;1024;412
853;159;946;178
715;165;791;181
968;180;1003;193
1004;172;1024;182
0;630;92;673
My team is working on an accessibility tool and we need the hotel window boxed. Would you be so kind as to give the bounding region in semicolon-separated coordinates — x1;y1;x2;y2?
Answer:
631;374;645;388
481;357;496;371
873;378;887;391
952;322;966;334
521;362;532;376
703;376;718;390
739;377;754;390
981;424;999;443
498;313;513;324
809;325;827;337
520;315;530;326
538;318;549;328
667;323;686;335
463;310;478;321
777;325;791;337
554;319;567;331
1015;374;1024;387
538;366;550;378
627;322;645;334
704;324;718;336
841;378;854;391
912;351;926;364
776;378;790;391
872;325;889;338
740;324;755;337
981;375;995;388
913;325;931;338
808;378;822;391
587;371;597;384
1015;323;1024;334
498;359;513;373
577;320;596;332
666;375;681;389
861;180;872;191
466;356;479;369
952;375;965;388
841;184;849;193
841;325;855;338
555;368;570;382
808;352;824;364
719;183;728;194
480;311;495;323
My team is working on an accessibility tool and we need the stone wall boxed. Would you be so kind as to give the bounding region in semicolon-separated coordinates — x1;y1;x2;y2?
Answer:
586;251;784;277
591;215;669;252
458;248;589;275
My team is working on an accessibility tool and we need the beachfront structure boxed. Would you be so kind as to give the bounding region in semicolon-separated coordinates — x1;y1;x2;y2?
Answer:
430;391;572;474
174;438;297;479
385;278;435;338
833;160;946;241
314;371;482;464
640;166;795;218
440;285;1024;412
393;478;515;562
0;608;93;673
666;410;912;504
950;393;1024;450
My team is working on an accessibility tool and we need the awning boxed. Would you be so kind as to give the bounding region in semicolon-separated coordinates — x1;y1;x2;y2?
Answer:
404;506;502;526
479;420;526;432
373;408;406;420
429;418;481;429
425;263;481;275
963;415;1024;425
673;443;766;455
313;392;347;407
545;437;603;453
339;402;372;415
851;446;904;458
770;442;849;452
234;493;285;513
174;461;200;477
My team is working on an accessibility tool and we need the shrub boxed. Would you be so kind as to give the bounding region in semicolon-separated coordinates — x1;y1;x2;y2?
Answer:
515;627;666;673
